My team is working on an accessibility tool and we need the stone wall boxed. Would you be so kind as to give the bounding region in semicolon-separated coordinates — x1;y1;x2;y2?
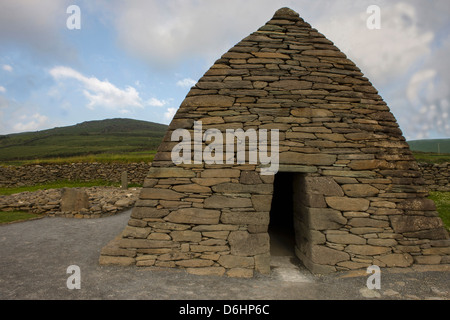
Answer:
0;162;151;187
419;162;450;192
0;187;141;218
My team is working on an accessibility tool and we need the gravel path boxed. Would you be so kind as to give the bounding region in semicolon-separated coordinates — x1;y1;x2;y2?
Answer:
0;210;448;301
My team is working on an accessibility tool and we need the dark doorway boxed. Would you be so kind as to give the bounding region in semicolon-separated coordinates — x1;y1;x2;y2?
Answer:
268;172;296;256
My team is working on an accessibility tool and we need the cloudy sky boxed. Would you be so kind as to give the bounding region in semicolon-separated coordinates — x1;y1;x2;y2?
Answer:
0;0;449;140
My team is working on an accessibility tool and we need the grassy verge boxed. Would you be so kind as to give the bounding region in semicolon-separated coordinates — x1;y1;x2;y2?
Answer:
0;211;43;224
0;151;156;166
412;152;450;164
428;191;450;232
0;180;129;196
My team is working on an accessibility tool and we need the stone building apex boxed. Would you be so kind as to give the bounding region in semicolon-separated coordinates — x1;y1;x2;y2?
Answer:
272;7;301;19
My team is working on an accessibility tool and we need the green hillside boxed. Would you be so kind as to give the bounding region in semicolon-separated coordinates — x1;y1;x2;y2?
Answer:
407;139;450;153
0;118;168;162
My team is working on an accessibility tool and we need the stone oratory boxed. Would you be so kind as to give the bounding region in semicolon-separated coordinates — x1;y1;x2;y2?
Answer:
100;7;450;276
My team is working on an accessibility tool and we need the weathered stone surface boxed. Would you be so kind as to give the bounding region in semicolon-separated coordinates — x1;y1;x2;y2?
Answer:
280;153;336;165
221;211;269;226
296;207;347;230
172;184;211;193
131;207;169;219
227;268;254;278
396;198;437;211
204;195;253;208
390;216;443;233
165;208;221;225
218;255;254;268
325;197;370;211
175;259;214;267
170;230;202;242
345;245;391;256
228;231;270;256
251;195;273;211
147;167;196;178
122;226;151;239
186;267;226;276
309;245;349;265
181;95;234;107
375;253;413;267
302;176;344;196
140;188;184;200
326;232;366;245
342;184;379;197
60;188;89;212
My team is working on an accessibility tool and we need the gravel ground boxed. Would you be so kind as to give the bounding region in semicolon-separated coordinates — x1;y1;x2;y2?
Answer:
0;209;449;301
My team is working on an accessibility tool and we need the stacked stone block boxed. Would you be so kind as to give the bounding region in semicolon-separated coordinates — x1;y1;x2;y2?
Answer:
99;7;449;276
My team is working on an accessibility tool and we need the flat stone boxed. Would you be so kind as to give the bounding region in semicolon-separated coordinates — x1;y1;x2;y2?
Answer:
309;245;349;265
296;207;347;230
131;207;169;219
280;152;336;165
251;195;273;211
165;208;221;225
201;169;241;178
227;268;254;278
204;195;253;208
218;255;254;268
60;188;89;212
396;198;437;211
302;176;344;196
375;253;413;267
269;80;312;90
326;197;370;211
175;259;214;267
221;211;269;226
140;188;184;200
186;267;226;276
345;245;391;256
228;231;270;256
172;184;211;193
122;226;151;239
170;230;202;242
342;184;379;197
326;232;366;245
390;216;444;233
181;95;234;108
147;167;195;178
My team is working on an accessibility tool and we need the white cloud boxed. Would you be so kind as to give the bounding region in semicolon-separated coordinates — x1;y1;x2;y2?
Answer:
12;113;49;132
147;97;168;107
49;66;144;111
164;107;177;121
176;78;197;88
314;2;434;86
2;64;13;72
0;86;6;93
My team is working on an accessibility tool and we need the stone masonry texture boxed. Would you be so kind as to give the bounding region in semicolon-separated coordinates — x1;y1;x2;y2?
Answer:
99;7;450;276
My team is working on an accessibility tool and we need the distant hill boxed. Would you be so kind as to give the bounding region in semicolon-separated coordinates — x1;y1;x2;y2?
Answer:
0;118;168;161
407;139;450;154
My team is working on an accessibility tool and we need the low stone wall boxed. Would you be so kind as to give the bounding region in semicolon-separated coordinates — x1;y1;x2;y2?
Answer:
419;162;450;192
1;162;448;192
0;187;141;218
0;162;151;187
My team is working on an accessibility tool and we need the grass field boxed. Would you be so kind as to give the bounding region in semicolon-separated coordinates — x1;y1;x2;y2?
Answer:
412;152;450;164
428;192;450;232
0;211;43;224
0;118;167;163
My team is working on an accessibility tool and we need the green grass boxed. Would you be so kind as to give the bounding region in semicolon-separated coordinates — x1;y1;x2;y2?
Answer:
0;180;125;196
1;150;156;166
0;211;43;224
428;191;450;232
412;152;450;164
0;118;167;162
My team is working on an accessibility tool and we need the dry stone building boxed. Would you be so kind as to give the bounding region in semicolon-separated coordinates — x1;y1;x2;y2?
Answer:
99;7;450;276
